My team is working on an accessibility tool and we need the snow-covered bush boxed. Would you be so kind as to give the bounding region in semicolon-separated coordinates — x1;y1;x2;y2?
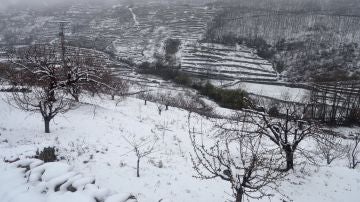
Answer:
35;147;58;163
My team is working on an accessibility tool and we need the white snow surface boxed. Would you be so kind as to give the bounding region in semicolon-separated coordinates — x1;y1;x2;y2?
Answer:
0;161;107;202
0;92;359;202
225;82;309;102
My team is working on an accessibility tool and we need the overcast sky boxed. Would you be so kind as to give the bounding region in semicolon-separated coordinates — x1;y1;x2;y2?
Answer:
0;0;65;9
0;0;122;10
0;0;219;10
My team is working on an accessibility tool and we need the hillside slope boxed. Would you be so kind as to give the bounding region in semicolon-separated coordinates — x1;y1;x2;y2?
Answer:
0;93;360;202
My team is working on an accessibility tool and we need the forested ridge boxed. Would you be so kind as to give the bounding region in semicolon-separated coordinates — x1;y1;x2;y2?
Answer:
205;0;360;81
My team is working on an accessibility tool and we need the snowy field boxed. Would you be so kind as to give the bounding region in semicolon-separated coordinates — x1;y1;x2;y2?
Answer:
0;92;360;202
224;82;310;103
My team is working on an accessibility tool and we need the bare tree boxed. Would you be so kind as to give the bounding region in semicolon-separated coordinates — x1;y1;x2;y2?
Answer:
101;70;129;100
175;91;213;120
153;92;170;115
163;94;170;111
0;63;12;84
61;49;113;101
190;129;284;202
6;44;109;133
347;133;360;169
111;78;129;100
11;86;73;133
156;101;165;115
7;45;72;133
315;130;347;165
137;89;153;105
123;136;157;178
255;108;315;171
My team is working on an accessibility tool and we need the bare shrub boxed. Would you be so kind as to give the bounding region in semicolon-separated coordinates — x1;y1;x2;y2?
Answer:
123;135;157;177
347;133;360;169
315;130;347;165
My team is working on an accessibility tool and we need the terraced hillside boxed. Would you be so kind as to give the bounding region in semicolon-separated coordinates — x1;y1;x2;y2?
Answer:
112;4;220;63
181;43;278;81
0;2;221;63
1;1;282;84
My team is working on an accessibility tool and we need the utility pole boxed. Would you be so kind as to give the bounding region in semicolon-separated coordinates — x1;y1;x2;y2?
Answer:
57;21;71;66
49;20;70;65
59;21;67;65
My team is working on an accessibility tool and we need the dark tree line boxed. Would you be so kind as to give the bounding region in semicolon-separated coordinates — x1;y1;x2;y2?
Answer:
305;80;360;126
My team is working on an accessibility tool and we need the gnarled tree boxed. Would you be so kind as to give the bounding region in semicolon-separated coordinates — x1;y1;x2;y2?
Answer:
7;44;111;133
190;114;284;202
255;108;315;171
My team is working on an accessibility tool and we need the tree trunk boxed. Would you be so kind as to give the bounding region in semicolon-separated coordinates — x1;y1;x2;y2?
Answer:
235;187;243;202
326;153;332;165
70;88;80;102
285;148;294;171
144;100;147;105
137;158;140;177
44;117;51;133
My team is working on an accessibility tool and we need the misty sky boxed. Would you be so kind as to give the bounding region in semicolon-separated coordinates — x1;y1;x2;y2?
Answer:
0;0;122;10
0;0;67;9
1;0;181;11
0;0;218;10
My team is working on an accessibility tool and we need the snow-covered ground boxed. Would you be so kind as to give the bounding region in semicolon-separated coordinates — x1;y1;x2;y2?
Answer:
0;159;135;202
227;82;310;102
207;80;309;103
0;92;359;202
